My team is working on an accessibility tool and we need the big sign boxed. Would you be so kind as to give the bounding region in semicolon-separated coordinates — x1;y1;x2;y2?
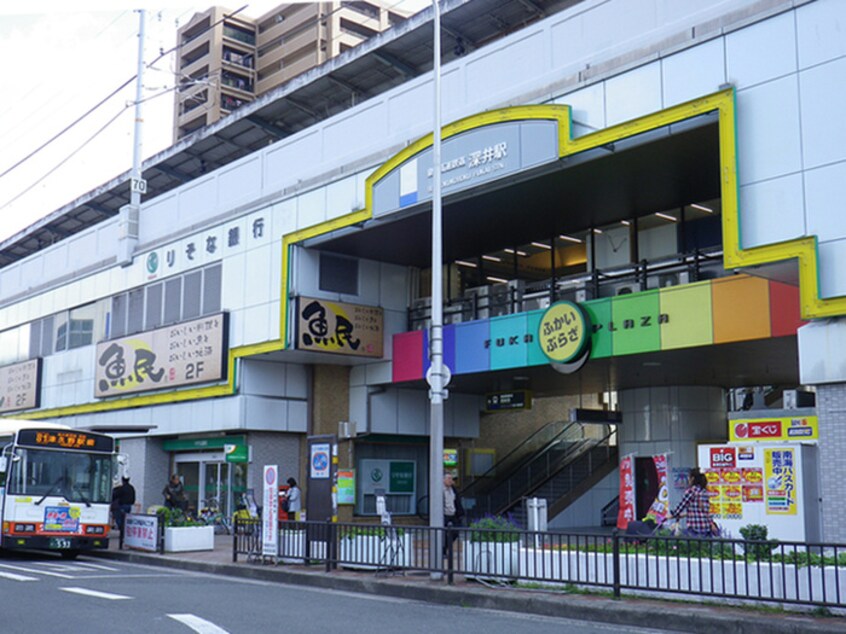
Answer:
95;313;228;398
709;446;736;469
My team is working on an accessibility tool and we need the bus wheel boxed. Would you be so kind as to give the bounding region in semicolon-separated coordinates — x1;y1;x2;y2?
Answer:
61;550;80;560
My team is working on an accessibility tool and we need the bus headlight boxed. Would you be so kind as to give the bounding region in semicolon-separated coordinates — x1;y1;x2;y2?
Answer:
85;525;105;535
13;523;36;533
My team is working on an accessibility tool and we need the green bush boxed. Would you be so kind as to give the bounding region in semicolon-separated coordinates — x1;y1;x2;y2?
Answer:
739;524;779;561
156;507;205;528
468;514;521;543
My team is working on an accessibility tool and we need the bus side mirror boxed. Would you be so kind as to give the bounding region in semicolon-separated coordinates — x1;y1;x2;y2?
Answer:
0;457;6;473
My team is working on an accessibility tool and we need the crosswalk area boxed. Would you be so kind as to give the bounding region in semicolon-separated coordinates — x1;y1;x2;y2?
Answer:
0;558;171;581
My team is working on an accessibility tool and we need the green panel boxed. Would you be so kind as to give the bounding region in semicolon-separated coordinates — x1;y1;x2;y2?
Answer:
583;298;613;359
611;291;661;356
659;282;714;350
490;314;529;370
163;435;245;452
389;461;415;493
526;310;548;366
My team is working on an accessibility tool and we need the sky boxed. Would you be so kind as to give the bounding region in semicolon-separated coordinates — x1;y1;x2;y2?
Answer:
0;0;428;244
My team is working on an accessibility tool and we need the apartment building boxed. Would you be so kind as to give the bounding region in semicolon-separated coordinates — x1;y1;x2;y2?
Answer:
173;2;410;141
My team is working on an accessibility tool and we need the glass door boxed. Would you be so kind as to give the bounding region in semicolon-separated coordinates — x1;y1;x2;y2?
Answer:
202;462;230;515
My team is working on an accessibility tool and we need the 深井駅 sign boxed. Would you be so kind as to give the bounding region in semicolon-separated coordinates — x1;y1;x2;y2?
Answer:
538;301;590;363
95;313;228;398
730;416;818;442
295;297;383;358
0;358;41;413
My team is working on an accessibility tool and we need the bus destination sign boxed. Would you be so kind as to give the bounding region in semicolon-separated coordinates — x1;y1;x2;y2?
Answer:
17;429;115;453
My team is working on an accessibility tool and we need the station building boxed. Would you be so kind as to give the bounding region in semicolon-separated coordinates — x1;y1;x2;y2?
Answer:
2;0;845;540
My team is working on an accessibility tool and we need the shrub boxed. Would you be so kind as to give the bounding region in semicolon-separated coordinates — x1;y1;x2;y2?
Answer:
739;524;779;561
157;507;205;528
468;514;522;543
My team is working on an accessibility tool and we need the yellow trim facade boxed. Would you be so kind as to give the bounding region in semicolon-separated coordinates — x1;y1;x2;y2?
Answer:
25;87;835;419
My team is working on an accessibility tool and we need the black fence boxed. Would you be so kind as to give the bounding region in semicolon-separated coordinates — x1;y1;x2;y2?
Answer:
233;518;846;609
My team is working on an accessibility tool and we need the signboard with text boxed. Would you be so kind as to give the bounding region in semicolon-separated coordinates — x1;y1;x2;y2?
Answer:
124;514;159;552
0;358;41;413
295;297;383;358
262;465;279;557
95;313;228;398
729;416;818;442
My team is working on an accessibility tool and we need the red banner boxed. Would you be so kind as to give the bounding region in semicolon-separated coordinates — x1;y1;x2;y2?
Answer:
647;454;670;522
617;455;635;530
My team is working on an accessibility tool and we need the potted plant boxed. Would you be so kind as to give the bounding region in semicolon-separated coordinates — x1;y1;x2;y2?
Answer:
464;514;521;580
158;507;214;553
338;525;411;570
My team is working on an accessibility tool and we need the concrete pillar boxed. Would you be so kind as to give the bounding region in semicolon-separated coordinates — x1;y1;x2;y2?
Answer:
816;384;846;542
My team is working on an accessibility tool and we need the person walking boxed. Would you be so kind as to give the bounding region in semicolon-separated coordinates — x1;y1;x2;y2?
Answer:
443;472;464;556
669;468;717;538
111;476;136;549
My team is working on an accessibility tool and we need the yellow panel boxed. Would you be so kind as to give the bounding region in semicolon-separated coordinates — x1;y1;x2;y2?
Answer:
659;282;713;350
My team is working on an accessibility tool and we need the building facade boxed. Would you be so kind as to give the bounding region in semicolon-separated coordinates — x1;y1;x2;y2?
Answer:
174;2;410;140
2;0;845;539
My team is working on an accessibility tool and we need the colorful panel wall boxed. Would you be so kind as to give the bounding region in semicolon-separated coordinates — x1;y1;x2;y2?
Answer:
391;276;802;383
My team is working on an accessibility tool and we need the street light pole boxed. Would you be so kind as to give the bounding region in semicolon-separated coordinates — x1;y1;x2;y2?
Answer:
427;0;447;579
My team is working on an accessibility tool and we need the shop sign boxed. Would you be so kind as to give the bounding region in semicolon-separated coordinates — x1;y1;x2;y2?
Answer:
0;358;41;414
730;416;818;442
295;297;383;358
95;313;228;398
224;443;248;463
389;461;415;493
443;449;458;468
709;447;736;469
538;301;590;363
485;390;531;412
162;435;245;452
124;514;159;552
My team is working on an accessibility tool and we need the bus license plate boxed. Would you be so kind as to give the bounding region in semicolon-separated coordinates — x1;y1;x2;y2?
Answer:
49;538;72;550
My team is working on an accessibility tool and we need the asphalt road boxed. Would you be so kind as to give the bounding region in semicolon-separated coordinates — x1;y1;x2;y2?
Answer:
0;552;677;634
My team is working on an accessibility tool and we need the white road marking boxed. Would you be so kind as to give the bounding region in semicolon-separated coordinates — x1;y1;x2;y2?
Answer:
0;571;38;582
0;563;74;579
70;562;120;571
168;614;230;633
60;587;131;600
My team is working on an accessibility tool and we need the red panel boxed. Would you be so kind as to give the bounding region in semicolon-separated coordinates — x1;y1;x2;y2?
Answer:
769;281;805;337
392;330;425;382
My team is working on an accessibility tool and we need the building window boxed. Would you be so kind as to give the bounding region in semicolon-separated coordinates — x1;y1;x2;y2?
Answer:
319;252;358;295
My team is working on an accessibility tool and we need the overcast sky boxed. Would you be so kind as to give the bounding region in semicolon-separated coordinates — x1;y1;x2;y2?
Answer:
0;0;427;243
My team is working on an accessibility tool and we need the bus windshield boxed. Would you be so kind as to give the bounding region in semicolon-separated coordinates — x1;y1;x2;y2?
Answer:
8;448;113;504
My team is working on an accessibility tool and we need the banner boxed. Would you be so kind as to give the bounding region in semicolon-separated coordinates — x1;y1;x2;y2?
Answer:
262;465;279;557
617;455;635;530
646;454;670;522
765;448;797;515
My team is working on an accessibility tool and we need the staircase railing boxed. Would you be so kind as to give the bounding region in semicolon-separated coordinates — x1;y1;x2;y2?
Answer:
466;423;617;519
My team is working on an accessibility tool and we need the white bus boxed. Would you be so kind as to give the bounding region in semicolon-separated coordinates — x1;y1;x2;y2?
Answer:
0;420;117;559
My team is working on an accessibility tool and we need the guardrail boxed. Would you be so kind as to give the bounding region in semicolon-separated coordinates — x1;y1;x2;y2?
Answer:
233;518;846;609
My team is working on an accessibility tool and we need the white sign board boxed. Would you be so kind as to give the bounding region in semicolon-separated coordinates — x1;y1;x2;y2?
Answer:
124;514;159;552
0;358;40;413
262;465;279;558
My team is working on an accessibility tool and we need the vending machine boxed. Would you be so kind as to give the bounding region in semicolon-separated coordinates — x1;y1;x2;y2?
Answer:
697;440;821;542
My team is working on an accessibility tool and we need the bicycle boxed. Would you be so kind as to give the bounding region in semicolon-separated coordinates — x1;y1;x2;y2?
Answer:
199;497;232;535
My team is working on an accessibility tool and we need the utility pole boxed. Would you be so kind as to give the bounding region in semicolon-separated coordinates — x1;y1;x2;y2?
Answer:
119;9;146;266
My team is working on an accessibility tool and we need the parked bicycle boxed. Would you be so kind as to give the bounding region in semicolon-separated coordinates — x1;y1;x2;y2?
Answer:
199;497;232;535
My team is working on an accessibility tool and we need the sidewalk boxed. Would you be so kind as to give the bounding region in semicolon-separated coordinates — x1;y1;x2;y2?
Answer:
95;531;846;634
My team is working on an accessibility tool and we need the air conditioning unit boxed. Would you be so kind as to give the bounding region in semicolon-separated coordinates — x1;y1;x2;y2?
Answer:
488;283;512;317
614;282;641;297
444;311;465;325
657;271;690;288
410;297;431;331
523;295;550;311
465;286;492;319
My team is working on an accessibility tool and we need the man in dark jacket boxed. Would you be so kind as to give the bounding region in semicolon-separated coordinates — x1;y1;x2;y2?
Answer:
111;476;136;548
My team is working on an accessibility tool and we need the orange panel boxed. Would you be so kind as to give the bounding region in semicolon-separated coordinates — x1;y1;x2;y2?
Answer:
711;276;771;344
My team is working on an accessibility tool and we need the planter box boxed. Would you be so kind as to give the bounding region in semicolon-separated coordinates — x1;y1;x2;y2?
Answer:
339;533;411;570
464;541;519;580
164;525;214;552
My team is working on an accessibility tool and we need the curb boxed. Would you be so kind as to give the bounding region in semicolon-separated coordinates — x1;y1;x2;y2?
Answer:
93;549;846;634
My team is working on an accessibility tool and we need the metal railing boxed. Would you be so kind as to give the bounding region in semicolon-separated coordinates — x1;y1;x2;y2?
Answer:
233;518;846;609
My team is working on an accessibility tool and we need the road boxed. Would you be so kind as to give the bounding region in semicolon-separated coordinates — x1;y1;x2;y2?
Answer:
0;552;676;633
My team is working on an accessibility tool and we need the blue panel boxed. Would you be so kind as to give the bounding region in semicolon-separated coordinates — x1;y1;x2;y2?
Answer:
443;325;456;373
454;321;490;374
490;314;528;370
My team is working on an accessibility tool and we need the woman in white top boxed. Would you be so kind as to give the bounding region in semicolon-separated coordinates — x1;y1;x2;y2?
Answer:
285;477;302;520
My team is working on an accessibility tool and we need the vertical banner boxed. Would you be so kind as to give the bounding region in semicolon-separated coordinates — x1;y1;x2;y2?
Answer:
617;454;635;530
765;448;797;515
262;465;279;557
647;454;670;522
